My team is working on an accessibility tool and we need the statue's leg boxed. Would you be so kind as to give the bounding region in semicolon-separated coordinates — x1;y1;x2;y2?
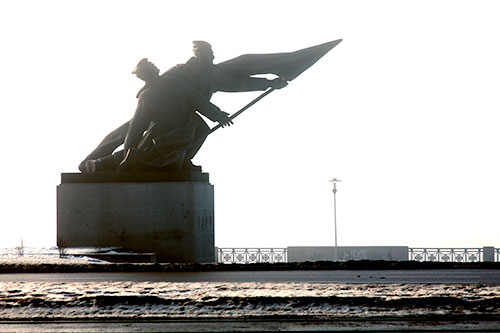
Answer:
78;121;130;172
118;148;162;172
182;115;209;171
84;150;125;172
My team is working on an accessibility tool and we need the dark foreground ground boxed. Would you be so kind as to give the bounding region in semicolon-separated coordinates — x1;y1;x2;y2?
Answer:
1;260;499;273
0;261;499;332
1;268;500;284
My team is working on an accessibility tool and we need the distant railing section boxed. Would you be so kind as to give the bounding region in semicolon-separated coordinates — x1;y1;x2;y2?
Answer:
217;248;287;264
408;248;484;262
216;247;498;263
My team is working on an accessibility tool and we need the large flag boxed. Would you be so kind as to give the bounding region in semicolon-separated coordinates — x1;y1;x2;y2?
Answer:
206;39;342;134
215;39;342;82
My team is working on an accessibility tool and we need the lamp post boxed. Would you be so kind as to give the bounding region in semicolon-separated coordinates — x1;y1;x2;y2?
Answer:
329;178;341;261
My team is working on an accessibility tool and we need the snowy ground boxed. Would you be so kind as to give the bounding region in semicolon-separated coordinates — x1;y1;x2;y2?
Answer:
0;247;106;265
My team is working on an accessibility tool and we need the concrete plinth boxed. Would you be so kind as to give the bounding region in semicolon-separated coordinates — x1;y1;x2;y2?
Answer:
57;172;214;263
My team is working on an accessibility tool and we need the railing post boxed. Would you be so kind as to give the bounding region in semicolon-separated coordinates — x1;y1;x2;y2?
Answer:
483;246;495;262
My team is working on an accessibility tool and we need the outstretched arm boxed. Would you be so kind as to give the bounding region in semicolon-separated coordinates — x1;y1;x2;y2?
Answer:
175;78;234;127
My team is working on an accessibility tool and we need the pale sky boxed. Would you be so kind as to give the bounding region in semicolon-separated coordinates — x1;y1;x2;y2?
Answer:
1;0;499;249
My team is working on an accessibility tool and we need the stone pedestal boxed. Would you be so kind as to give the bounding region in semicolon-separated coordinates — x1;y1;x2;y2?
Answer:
57;172;214;263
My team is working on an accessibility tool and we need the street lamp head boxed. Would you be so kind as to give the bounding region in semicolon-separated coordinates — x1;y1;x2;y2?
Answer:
329;178;341;192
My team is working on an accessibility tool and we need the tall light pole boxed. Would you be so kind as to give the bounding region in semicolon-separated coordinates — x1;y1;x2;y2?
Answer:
329;178;341;261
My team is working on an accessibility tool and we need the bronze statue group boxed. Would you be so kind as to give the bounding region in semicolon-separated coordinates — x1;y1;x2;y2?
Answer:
80;41;287;173
79;39;341;173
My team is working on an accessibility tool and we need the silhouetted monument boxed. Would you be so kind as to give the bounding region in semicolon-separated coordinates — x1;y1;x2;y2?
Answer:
58;40;342;262
79;41;288;173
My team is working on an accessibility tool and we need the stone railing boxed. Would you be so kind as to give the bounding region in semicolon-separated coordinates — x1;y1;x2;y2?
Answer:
216;247;499;263
408;248;495;262
216;248;287;264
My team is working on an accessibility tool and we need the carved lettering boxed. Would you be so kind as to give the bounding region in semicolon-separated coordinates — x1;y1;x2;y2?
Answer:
196;215;213;228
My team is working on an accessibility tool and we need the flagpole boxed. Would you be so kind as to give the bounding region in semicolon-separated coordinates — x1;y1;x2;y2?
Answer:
208;88;275;135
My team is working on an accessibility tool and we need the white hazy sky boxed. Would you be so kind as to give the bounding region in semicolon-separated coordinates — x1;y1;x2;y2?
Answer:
1;0;499;249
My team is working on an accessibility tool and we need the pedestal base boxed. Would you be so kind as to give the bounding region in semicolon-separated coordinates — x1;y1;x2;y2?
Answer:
57;172;214;263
